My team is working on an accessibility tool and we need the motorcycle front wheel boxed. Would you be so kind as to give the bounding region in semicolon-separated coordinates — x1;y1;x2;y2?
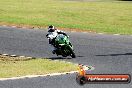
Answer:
67;45;76;58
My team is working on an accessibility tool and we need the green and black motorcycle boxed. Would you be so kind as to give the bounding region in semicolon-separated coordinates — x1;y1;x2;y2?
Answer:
51;34;76;58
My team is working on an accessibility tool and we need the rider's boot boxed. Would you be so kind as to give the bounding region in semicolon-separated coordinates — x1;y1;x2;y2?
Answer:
52;47;57;54
52;50;56;54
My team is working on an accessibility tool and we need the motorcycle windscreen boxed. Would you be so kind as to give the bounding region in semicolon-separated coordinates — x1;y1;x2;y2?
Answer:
55;34;69;44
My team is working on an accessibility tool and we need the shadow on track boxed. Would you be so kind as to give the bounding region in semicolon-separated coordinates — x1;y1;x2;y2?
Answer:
47;57;72;60
96;53;132;56
46;55;85;60
77;55;84;57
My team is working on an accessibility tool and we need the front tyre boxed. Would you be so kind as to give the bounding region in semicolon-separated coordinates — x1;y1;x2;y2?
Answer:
71;51;76;58
67;45;76;58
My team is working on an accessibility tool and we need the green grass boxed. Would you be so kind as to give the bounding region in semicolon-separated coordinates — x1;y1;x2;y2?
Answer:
0;0;132;34
0;55;77;78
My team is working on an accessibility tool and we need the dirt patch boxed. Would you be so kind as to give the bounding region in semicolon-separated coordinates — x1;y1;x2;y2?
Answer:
0;22;97;33
57;27;96;33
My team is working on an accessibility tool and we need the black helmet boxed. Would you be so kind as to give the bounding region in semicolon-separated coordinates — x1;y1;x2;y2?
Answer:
48;25;55;32
48;25;54;29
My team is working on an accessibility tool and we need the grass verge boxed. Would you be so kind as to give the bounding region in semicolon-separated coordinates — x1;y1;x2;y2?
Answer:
0;0;132;34
0;55;77;78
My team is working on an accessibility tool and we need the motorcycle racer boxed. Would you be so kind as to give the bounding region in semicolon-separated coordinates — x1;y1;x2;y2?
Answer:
46;25;69;54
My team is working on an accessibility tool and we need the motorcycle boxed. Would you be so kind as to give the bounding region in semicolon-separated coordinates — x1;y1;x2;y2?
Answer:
47;33;76;58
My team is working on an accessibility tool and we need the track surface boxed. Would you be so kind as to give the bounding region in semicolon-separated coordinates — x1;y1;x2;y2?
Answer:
0;26;131;88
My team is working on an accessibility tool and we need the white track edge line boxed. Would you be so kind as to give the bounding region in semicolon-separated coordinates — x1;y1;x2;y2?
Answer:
0;71;78;81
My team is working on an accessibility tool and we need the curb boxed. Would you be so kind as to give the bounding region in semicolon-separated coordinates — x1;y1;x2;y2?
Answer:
0;53;35;59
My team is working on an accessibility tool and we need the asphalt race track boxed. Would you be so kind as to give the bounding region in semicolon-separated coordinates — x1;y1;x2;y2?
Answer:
0;26;131;88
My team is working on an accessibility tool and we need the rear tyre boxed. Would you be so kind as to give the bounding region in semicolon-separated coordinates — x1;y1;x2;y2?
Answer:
62;54;67;57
